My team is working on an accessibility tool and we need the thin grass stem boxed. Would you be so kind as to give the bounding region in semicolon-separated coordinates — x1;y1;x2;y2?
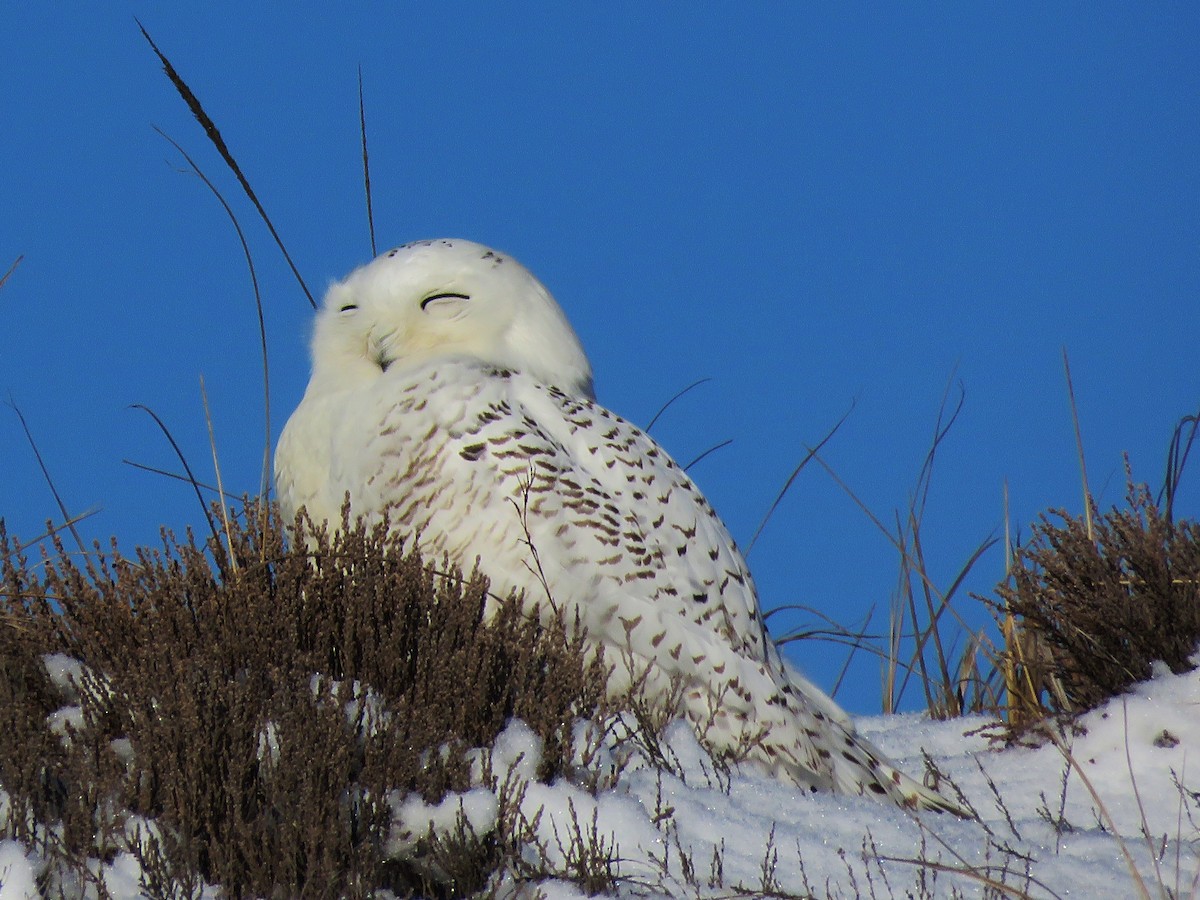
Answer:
358;65;377;258
745;400;854;557
1061;347;1094;540
6;401;88;556
137;20;315;308
0;255;23;291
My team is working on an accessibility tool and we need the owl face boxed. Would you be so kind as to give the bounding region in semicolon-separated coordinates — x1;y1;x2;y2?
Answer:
308;239;594;398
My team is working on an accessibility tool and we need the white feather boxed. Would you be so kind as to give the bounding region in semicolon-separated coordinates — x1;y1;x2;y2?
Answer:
276;238;965;814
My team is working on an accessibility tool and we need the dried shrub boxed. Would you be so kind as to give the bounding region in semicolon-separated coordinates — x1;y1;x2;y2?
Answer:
0;500;612;898
0;599;68;853
992;482;1200;731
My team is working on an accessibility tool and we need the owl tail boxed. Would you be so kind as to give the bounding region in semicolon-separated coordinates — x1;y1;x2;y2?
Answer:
769;686;972;817
692;661;971;816
821;722;971;816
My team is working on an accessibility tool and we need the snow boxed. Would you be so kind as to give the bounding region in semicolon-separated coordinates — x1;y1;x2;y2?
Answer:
386;787;500;859
41;655;86;701
2;659;1198;897
0;841;43;900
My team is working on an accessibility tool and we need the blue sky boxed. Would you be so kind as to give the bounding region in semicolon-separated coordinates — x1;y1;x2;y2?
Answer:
3;5;1198;713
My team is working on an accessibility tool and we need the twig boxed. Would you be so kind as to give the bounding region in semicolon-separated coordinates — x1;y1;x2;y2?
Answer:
871;853;1055;900
13;510;101;556
1122;699;1169;897
1043;724;1155;900
774;613;925;681
1001;478;1025;724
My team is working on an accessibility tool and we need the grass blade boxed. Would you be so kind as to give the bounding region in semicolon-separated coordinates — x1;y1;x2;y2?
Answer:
646;378;711;433
745;400;854;557
199;376;237;572
153;126;273;513
0;255;22;292
129;403;221;552
683;439;732;472
359;65;377;258
6;400;87;557
137;19;315;309
1061;347;1094;540
122;460;240;501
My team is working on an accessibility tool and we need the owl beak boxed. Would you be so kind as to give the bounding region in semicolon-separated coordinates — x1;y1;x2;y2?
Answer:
368;330;395;373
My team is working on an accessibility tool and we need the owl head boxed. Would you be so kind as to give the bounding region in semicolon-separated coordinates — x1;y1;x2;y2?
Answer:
308;239;595;398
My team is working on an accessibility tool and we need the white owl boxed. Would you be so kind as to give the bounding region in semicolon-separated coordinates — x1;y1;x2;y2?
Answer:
275;239;963;814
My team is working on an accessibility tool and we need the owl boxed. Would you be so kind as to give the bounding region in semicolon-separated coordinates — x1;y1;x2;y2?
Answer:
275;239;963;814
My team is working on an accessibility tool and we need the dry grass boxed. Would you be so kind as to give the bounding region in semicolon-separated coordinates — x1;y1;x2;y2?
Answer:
775;377;1005;721
0;500;613;897
772;380;1200;751
991;477;1200;734
988;364;1200;735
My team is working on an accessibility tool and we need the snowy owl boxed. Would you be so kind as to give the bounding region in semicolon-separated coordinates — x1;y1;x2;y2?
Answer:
275;239;962;814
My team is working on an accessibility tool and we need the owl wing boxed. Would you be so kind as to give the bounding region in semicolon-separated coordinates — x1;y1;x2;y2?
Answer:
300;358;963;812
335;360;776;677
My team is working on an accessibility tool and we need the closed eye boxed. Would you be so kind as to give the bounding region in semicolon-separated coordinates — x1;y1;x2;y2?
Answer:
420;291;470;311
339;304;358;314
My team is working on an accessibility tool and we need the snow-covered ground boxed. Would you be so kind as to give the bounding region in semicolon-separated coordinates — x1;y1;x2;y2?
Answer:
2;657;1198;898
505;654;1199;898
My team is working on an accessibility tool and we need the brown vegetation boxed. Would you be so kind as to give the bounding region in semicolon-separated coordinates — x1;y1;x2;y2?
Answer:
0;501;611;898
994;482;1200;734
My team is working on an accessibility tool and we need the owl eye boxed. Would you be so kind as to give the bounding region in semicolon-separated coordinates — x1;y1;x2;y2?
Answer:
420;292;470;316
339;304;359;314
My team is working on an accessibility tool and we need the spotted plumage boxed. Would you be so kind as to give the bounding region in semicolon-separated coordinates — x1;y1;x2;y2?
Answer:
275;238;964;814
